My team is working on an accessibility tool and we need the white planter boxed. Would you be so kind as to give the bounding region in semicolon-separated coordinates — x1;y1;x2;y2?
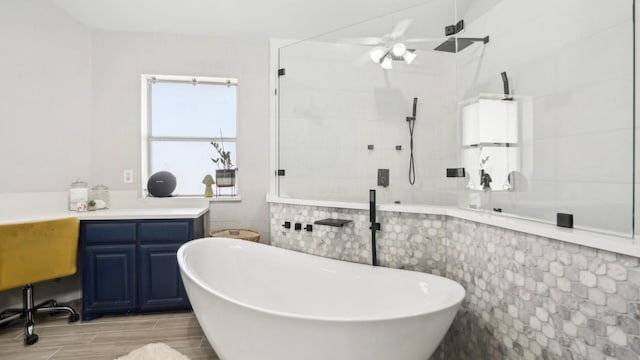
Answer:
216;169;236;188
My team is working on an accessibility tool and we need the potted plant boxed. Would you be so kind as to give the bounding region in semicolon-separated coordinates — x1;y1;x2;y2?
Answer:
479;155;492;191
211;139;236;188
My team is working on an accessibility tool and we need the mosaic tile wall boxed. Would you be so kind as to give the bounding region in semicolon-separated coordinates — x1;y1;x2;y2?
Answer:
270;203;447;274
270;203;640;360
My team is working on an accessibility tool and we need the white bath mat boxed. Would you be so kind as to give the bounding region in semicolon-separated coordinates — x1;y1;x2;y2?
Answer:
115;342;191;360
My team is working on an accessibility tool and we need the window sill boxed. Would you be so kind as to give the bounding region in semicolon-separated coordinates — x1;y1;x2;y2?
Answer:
160;195;242;202
140;194;241;203
207;196;241;203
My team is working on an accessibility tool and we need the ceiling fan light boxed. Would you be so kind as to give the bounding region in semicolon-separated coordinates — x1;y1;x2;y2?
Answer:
370;47;385;63
403;50;417;64
380;56;392;69
391;43;407;57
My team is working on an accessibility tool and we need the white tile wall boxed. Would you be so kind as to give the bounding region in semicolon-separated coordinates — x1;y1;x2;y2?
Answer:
530;139;556;182
456;0;634;235
552;76;632;137
553;130;632;184
279;39;457;204
277;0;635;235
555;182;633;235
555;24;632;93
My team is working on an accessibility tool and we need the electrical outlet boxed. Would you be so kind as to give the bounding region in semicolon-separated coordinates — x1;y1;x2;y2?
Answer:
123;170;133;183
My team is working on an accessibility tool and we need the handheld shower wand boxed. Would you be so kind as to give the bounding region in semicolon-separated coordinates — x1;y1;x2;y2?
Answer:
412;97;417;118
406;97;417;185
406;97;417;122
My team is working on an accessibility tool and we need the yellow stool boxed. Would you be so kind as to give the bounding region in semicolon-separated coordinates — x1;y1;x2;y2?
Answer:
0;217;80;345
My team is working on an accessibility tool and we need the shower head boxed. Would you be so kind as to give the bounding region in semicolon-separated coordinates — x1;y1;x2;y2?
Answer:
434;36;489;53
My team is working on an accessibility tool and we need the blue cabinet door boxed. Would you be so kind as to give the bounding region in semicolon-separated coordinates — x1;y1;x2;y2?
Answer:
138;243;189;311
82;244;136;319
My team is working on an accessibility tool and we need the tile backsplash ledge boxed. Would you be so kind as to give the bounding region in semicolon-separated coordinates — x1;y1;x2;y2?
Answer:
267;195;640;258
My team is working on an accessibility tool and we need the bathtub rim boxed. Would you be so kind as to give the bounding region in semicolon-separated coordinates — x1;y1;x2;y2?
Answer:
178;237;466;323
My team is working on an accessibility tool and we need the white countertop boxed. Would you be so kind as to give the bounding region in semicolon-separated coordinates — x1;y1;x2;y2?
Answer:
0;191;209;225
76;207;208;220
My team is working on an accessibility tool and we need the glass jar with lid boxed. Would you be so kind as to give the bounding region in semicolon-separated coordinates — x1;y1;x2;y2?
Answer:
69;179;89;211
89;184;110;210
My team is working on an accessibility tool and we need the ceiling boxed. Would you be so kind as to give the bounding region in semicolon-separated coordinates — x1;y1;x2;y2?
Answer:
51;0;435;40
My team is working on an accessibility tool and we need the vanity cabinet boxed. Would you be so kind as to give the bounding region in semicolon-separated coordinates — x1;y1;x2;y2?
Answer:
80;216;204;320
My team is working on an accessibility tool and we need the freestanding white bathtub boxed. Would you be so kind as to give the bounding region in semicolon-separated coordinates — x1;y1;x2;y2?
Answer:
177;237;465;360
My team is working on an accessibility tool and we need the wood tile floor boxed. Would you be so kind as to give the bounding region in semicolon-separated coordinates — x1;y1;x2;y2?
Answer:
0;306;219;359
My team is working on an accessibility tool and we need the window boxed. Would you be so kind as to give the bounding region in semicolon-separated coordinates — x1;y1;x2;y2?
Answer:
141;75;238;197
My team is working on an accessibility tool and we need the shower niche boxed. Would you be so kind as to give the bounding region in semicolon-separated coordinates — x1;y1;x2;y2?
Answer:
277;0;635;237
461;96;520;192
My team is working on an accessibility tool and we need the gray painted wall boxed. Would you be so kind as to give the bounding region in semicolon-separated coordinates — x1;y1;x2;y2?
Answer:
90;30;271;238
0;0;271;309
0;0;91;193
0;1;271;239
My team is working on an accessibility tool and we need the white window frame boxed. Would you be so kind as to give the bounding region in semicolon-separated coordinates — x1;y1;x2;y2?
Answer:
140;74;239;197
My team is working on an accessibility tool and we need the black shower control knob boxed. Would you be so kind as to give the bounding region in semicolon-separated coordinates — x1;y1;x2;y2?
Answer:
282;221;291;229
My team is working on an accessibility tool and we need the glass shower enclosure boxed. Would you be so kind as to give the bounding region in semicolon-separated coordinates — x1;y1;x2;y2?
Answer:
277;0;635;237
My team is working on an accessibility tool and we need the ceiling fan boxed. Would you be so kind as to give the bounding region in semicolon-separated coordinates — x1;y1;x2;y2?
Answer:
339;19;445;69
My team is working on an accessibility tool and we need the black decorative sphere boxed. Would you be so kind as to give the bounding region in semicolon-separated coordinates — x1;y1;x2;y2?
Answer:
147;171;177;197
